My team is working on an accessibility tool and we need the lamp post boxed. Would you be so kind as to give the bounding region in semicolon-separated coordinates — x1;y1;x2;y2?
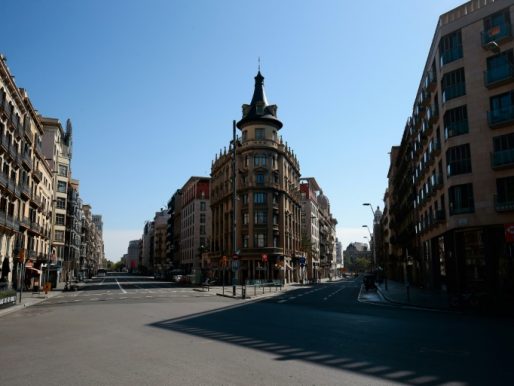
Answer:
362;203;377;270
362;225;374;273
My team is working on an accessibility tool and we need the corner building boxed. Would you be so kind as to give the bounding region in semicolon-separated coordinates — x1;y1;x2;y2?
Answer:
386;0;514;303
210;72;302;284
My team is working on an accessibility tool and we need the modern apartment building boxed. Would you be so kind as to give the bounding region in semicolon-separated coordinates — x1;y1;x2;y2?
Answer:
209;71;302;284
385;0;514;303
141;220;155;273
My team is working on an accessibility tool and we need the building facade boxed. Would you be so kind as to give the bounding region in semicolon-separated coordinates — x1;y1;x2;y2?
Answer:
177;177;210;282
1;55;54;291
385;0;514;304
209;71;302;284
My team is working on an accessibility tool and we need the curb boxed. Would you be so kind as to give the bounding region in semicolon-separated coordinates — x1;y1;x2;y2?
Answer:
375;285;452;312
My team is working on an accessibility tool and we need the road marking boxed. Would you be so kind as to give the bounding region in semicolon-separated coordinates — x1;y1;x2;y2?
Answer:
115;278;127;294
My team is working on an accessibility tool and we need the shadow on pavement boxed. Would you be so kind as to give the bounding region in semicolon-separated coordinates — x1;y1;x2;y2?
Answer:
148;291;513;386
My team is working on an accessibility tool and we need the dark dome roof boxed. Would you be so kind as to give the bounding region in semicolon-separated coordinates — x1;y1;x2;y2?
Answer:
236;71;283;130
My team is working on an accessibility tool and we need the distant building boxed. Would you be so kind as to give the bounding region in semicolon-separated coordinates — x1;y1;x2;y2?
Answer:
343;242;371;273
127;239;140;273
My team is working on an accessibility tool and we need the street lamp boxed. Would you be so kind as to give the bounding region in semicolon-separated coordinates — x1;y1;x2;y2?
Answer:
362;203;377;270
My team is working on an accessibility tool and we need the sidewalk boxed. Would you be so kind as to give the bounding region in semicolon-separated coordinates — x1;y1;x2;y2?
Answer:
200;276;349;301
375;279;451;310
0;280;88;318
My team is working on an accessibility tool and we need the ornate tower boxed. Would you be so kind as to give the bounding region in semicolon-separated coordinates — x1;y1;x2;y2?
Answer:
210;71;302;284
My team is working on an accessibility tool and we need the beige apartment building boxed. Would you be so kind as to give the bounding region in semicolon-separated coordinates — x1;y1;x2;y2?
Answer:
177;177;210;282
385;0;514;303
0;55;54;290
209;71;302;284
41;117;72;283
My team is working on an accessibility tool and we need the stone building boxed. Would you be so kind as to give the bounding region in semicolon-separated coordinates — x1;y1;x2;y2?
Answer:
209;71;302;284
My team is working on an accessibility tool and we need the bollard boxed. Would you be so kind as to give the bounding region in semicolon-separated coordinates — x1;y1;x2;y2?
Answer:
242;287;246;299
232;285;236;297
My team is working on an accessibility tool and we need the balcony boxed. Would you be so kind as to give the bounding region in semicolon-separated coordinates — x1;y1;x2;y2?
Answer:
19;216;30;229
495;194;514;212
425;69;437;92
0;173;7;189
0;98;7;119
428;103;440;124
32;170;42;182
434;209;446;224
22;153;33;170
30;221;41;234
482;23;512;46
491;148;514;169
0;135;8;153
32;193;43;208
442;83;465;103
433;174;444;191
449;205;474;216
488;105;514;128
445;120;469;139
440;46;463;67
433;138;442;156
20;183;30;200
420;89;430;107
484;63;514;88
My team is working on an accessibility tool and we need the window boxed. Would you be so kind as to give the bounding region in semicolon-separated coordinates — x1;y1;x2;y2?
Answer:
254;192;266;204
449;183;474;215
256;104;264;115
485;50;514;86
200;225;206;235
255;128;265;140
57;181;67;193
254;210;267;224
241;194;248;204
444;105;468;139
489;91;514;127
58;164;67;177
446;144;472;177
243;234;249;248
254;154;266;166
254;233;266;248
482;9;511;45
55;214;65;225
273;236;279;248
56;197;66;209
200;201;206;211
493;133;514;167
242;130;247;141
54;230;64;242
496;176;514;210
243;212;249;225
256;173;265;185
439;30;463;66
442;68;465;103
200;214;205;223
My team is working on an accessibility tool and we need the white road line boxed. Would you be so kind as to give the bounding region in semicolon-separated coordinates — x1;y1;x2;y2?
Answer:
115;278;127;294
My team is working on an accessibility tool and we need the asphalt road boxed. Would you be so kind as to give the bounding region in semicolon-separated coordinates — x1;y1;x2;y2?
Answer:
1;273;512;386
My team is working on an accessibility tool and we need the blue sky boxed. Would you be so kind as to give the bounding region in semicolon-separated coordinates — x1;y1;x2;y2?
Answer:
2;0;466;260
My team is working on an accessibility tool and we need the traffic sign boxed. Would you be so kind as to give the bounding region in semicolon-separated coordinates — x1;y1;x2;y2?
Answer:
262;254;268;263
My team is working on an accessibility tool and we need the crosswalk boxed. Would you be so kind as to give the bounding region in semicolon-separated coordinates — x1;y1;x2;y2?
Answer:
43;288;217;305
